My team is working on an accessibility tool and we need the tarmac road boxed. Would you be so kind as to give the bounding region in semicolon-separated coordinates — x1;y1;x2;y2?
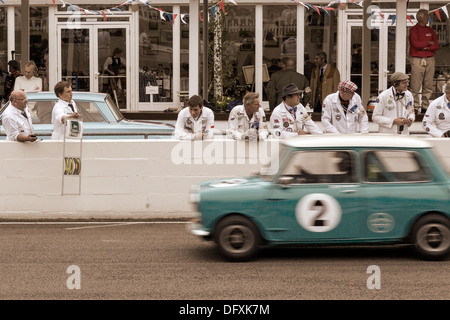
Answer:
0;221;448;301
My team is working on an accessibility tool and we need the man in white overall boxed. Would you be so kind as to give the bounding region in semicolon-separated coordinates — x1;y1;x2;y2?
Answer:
321;80;369;134
270;83;322;138
372;72;415;135
174;95;215;140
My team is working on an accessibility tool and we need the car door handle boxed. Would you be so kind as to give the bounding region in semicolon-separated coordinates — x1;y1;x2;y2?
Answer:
340;190;357;193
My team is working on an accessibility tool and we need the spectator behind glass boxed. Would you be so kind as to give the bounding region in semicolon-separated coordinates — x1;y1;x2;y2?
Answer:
14;60;43;92
4;60;22;101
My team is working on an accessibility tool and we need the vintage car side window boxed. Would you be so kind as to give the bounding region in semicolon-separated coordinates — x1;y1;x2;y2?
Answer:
364;150;432;183
28;101;55;124
28;100;106;124
75;102;107;122
278;150;355;184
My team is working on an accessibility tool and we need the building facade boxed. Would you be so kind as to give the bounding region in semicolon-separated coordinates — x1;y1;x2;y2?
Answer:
0;0;449;112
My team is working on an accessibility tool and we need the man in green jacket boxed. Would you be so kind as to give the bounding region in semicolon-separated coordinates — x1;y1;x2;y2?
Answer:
267;57;311;111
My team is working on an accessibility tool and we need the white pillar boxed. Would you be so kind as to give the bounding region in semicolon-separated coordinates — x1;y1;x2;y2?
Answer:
189;0;199;97
297;5;305;74
7;6;15;61
173;5;181;109
395;0;407;73
48;5;58;90
255;5;263;97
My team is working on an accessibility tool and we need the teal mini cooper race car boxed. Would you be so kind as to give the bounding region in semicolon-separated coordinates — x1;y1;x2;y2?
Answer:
189;135;450;261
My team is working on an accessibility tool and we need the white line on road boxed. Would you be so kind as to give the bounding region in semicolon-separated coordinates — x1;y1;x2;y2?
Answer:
0;221;189;230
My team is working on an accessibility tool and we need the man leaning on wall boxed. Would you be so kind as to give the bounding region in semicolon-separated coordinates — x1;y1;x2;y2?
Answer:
2;90;38;142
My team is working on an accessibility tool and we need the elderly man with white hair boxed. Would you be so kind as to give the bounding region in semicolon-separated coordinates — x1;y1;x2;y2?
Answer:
14;60;42;92
422;80;450;138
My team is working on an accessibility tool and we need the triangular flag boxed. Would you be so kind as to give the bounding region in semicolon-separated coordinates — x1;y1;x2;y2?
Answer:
167;13;173;23
312;5;321;15
442;6;449;18
52;0;56;6
199;11;203;22
158;9;166;21
211;6;216;19
228;0;237;5
434;9;441;22
101;10;106;21
406;15;413;24
391;14;396;26
172;14;178;24
180;14;188;24
219;1;226;13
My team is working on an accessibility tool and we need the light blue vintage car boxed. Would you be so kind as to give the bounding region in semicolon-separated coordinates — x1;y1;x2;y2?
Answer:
189;135;450;261
0;92;174;139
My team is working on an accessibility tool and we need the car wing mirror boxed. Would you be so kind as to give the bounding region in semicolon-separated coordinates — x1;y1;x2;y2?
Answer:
277;176;294;187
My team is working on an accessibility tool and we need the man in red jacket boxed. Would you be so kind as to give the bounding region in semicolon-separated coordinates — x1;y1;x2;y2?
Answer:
409;9;439;114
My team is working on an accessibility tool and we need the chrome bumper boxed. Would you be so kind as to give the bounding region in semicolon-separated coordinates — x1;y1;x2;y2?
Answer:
188;222;210;237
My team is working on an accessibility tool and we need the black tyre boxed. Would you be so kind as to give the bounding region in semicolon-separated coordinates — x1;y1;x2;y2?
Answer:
215;215;261;262
411;214;450;261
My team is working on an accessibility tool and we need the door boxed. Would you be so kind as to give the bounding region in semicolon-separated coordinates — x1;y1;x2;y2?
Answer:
260;150;365;242
58;24;130;110
345;15;414;105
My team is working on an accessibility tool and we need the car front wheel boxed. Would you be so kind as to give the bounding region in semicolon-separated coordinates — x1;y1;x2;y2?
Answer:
215;215;261;262
411;214;450;261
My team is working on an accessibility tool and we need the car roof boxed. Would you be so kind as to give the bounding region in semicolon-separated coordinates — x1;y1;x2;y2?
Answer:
25;91;107;102
282;134;432;149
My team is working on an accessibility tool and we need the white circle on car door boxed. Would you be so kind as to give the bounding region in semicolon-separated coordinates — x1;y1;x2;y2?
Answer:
296;193;342;232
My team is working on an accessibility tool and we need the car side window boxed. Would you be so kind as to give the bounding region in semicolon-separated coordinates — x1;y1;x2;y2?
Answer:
363;150;432;183
29;101;55;124
278;150;355;184
75;102;106;122
27;100;106;124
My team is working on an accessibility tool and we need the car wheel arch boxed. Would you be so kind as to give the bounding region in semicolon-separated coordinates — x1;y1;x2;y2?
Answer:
406;211;450;241
212;213;266;244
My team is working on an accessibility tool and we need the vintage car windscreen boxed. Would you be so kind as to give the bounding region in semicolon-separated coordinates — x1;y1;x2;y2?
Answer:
363;150;433;182
277;150;356;184
27;100;107;124
106;95;124;122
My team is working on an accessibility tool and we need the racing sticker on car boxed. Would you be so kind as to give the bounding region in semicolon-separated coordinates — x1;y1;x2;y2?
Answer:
367;213;395;233
295;193;342;232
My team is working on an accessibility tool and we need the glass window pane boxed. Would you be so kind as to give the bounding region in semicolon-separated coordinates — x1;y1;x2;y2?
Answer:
364;151;432;182
61;28;90;91
139;6;173;103
98;28;127;109
280;151;354;184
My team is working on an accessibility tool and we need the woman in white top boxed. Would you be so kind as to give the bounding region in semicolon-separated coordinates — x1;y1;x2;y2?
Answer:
14;61;42;92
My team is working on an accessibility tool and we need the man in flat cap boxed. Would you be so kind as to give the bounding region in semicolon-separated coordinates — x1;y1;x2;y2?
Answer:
321;80;369;134
270;83;322;139
422;80;450;138
372;72;415;135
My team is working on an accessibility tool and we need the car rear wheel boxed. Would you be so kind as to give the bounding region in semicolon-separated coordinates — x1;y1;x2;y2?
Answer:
215;215;261;262
411;214;450;261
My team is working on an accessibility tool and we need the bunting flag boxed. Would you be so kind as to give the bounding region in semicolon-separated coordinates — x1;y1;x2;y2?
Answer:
442;6;449;18
406;15;413;24
433;9;442;22
33;0;450;26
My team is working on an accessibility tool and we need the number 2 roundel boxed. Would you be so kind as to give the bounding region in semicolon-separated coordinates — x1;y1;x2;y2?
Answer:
295;194;342;232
